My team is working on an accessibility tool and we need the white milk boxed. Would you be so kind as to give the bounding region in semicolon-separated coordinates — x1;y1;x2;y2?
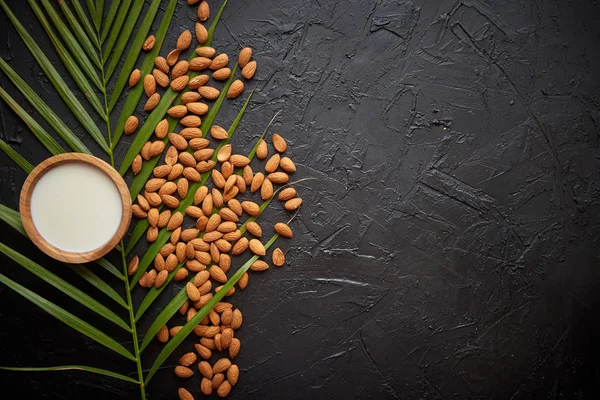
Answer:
30;162;123;253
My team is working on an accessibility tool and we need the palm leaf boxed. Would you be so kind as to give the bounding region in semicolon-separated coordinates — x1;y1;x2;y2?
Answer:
0;87;65;155
70;0;98;46
101;0;133;62
0;365;138;384
100;0;121;44
29;0;106;117
0;203;27;236
57;0;101;67
0;0;110;153
93;0;103;32
102;0;144;70
94;257;125;280
85;0;97;24
0;243;131;332
0;58;91;154
0;271;136;361
38;0;103;91
105;0;164;104
144;234;280;383
0;139;33;173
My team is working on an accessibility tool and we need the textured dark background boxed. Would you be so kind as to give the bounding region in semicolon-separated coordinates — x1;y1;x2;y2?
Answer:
1;0;600;399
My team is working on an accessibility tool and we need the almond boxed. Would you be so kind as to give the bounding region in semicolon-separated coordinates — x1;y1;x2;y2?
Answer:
215;239;232;253
175;366;193;378
238;47;252;68
279;156;296;172
196;160;215;172
129;68;141;87
187;102;209;115
195;343;212;360
137;195;151;211
212;188;224;208
187;259;205;272
195;217;209;233
143;35;155;51
241;201;260;216
157;324;169;343
189;56;212;71
202;230;223;243
160;243;175;257
186;206;203;219
249;239;266;256
132;205;147;219
231;309;242;329
168;162;183;180
144;92;159;111
177;30;192;51
124;115;139;135
143;74;156;96
127;256;139;276
227;364;239;385
171;75;189;91
178;388;194;400
198;85;220;100
145;191;162;206
182;91;202;104
141;141;153;160
166;145;179;164
154;56;169;73
168;105;187;118
261;178;273;200
214;333;223;351
231;237;248;255
172;60;189;79
177;178;189;197
181;228;200;242
238;272;248;290
212;373;225;389
224;175;237;193
171;227;182;244
157;210;171;228
184;167;202;182
155;269;168;288
166;254;178;272
219;208;239;222
212;358;231;374
250;172;264;192
221;328;233;349
242;60;257;79
187;75;207;90
210;54;229;70
227;79;244;98
268;171;289;184
194;148;214;162
272;247;285;266
179;152;197;168
212;169;226;188
210;125;228;140
159;181;177;195
186;282;201;301
217;381;232;397
265;153;280;172
284;197;302;211
167;49;180;66
272;133;287;152
235;175;246;194
195;22;208;43
222;162;234;179
145;178;165;192
145;269;157;286
256;138;268;159
152;68;169;87
181;115;201;127
210;266;227;283
212;67;231;80
229;154;250;167
250;259;269;272
132;154;142;174
229;338;240;358
148;208;159;226
167;211;184;230
246;221;262;237
181;127;204;139
200;377;212;395
189;137;210;150
198;360;213;379
223;231;242;244
196;46;215;58
198;0;210;20
217;144;231;162
153;119;169;139
274;222;293;237
162;194;180;208
278;187;296;200
194;186;209;205
193;270;210;287
206;213;221;232
169;133;188;150
149;140;165;157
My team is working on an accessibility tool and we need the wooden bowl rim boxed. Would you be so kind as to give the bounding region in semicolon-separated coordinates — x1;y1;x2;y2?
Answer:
19;153;131;264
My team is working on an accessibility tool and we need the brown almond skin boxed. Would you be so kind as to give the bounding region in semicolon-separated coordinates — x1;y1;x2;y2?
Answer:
212;373;225;389
190;56;212;71
195;343;212;360
195;22;208;44
157;325;169;343
182;91;202;104
229;338;241;358
242;60;257;79
238;47;252;68
210;54;229;70
196;46;215;58
178;388;194;400
186;282;201;301
212;67;231;81
246;221;262;237
198;360;213;379
256;138;268;159
179;352;197;367
171;75;190;91
217;381;232;397
132;154;142;175
172;60;189;79
231;309;243;329
279;156;297;172
155;119;169;139
144;93;160;111
167;49;180;66
237;272;248;289
155;56;169;73
274;222;293;238
272;248;285;266
227;79;244;98
201;377;212;395
198;85;220;100
198;0;210;20
174;366;194;378
251;172;264;192
143;35;155;51
268;171;289;184
272;133;287;152
285;197;303;211
180;115;201;127
227;364;239;386
265;153;281;173
261;178;274;200
177;30;192;51
143;74;156;96
212;358;231;374
129;69;141;87
124;115;139;135
152;68;169;87
278;187;297;201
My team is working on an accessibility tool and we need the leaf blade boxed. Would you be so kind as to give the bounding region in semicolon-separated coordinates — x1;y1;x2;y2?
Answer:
100;0;121;44
101;0;133;63
0;139;33;173
102;0;144;72
0;365;139;384
0;271;136;361
70;0;98;47
67;265;129;309
57;0;101;67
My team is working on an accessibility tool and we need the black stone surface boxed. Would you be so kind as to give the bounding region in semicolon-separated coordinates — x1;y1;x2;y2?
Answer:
1;0;600;399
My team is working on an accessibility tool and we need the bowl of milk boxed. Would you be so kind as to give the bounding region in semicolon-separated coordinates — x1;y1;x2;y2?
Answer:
19;153;132;263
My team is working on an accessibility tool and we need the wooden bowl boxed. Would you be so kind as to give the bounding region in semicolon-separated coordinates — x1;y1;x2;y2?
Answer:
19;153;131;264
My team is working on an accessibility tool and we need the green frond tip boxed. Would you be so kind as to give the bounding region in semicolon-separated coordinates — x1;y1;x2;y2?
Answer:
57;0;101;66
0;203;26;236
69;0;99;47
0;365;139;384
0;139;33;173
0;271;136;361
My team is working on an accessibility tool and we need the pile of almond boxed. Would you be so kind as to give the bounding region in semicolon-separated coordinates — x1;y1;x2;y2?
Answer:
126;1;302;398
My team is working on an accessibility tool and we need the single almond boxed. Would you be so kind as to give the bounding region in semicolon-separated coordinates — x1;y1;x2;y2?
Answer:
165;145;179;164
217;144;231;162
177;30;192;51
206;213;221;232
144;93;161;111
249;239;266;255
237;272;248;290
155;269;168;288
184;167;202;182
214;239;232;253
182;91;202;104
250;172;265;192
186;282;201;301
265;153;280;173
200;377;212;395
171;75;189;91
198;85;220;100
231;237;248;255
217;381;232;397
145;178;166;192
285;197;303;211
231;309;242;329
196;46;215;58
279;156;296;172
165;253;178;272
246;221;262;237
147;208;159;227
238;47;252;68
167;211;184;230
186;75;206;90
181;228;200;242
170;227;182;244
190;56;212;71
160;243;175;257
210;266;227;283
181;115;201;127
181;128;202;140
162;194;180;208
157;324;169;343
241;165;253;186
179;152;197;168
212;169;226;188
198;0;210;20
194;186;209;205
145;191;162;207
212;188;224;208
256;138;268;159
169;133;188;150
212;67;231;81
227;79;244;98
202;230;223;243
124;115;139;135
241;201;260;216
155;56;169;73
196;160;215;172
168;162;183;180
229;338;240;358
137;195;150;211
249;260;269;271
221;161;234;179
157;210;171;228
212;373;224;390
274;222;293;238
272;133;287;152
278;187;296;201
172;60;189;79
143;35;155;51
224;175;237;193
141;141;152;160
268;171;289;184
129;68;141;87
261;178;274;200
127;256;139;276
178;388;194;400
212;358;231;374
186;205;203;219
195;343;212;360
198;360;213;379
189;137;210;150
210;54;229;70
221;328;233;349
214;333;223;351
132;154;142;175
187;102;209;115
272;247;285;266
149;140;165;157
132;205;147;219
242;60;257;79
175;366;193;378
167;49;180;66
219;208;239;222
210;125;228;140
177;177;189;197
143;74;156;96
187;259;205;272
194;148;214;162
154;118;169;139
229;154;250;167
168;105;188;118
145;269;157;286
159;181;177;196
235;175;246;194
227;364;239;385
152;68;169;87
195;22;208;44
